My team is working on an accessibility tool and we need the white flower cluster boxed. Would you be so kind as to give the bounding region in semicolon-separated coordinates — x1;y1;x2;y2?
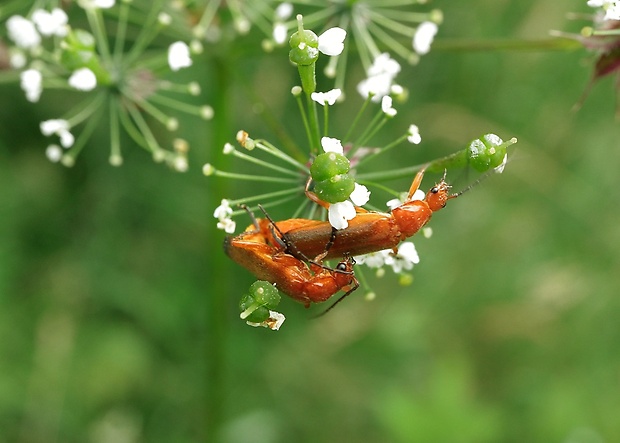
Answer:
587;0;620;20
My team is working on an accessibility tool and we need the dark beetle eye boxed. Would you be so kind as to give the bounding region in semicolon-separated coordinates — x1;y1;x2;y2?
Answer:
431;187;439;194
336;262;347;271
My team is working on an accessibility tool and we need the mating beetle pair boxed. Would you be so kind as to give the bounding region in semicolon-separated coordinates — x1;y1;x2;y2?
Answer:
224;168;458;309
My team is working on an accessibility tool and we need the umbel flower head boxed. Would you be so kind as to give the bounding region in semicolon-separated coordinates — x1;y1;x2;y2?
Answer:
3;1;213;169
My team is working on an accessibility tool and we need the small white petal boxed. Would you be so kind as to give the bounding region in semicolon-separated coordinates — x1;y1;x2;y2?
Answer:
321;136;343;154
494;153;508;174
318;27;346;56
413;21;438;55
168;41;192;71
68;68;97;91
386;198;402;210
350;183;370;206
328;201;356;230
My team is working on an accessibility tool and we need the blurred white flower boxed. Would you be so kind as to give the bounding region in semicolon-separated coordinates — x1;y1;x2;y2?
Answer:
168;41;192;71
40;119;75;148
32;8;68;37
413;21;438;55
7;15;41;49
381;96;397;117
68;68;97;91
20;69;43;102
407;124;421;144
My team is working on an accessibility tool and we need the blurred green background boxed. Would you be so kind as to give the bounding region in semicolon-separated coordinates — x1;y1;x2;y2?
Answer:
2;0;619;442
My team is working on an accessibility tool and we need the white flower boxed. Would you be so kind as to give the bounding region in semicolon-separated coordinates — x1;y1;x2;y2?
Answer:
587;0;620;19
214;199;233;220
217;218;236;234
318;27;346;56
355;250;390;268
275;3;293;20
381;96;397;117
68;68;97;91
384;242;419;273
40;119;75;148
606;3;620;20
407;124;421;144
357;53;401;101
20;69;43;102
328;200;356;230
368;53;401;77
45;145;63;163
92;0;116;8
311;89;342;106
327;184;370;230
214;200;236;233
386;188;424;210
10;50;27;69
32;8;68;37
273;23;288;44
321;136;343;154
168;41;192;71
7;15;41;49
413;21;438;55
246;310;286;330
494;153;508;174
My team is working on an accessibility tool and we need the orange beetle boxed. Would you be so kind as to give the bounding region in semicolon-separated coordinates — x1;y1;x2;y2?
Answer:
252;168;456;261
224;216;358;308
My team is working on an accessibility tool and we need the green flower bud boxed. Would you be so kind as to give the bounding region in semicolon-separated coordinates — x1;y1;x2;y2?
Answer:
310;152;350;182
314;174;356;203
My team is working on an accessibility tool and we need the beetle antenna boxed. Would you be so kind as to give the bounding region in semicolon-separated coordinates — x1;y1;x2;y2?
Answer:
312;275;360;318
449;169;496;199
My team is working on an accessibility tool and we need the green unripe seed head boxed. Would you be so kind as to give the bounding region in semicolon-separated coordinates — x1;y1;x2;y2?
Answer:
239;293;270;323
467;134;507;172
314;174;356;203
249;281;280;309
310;152;350;182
